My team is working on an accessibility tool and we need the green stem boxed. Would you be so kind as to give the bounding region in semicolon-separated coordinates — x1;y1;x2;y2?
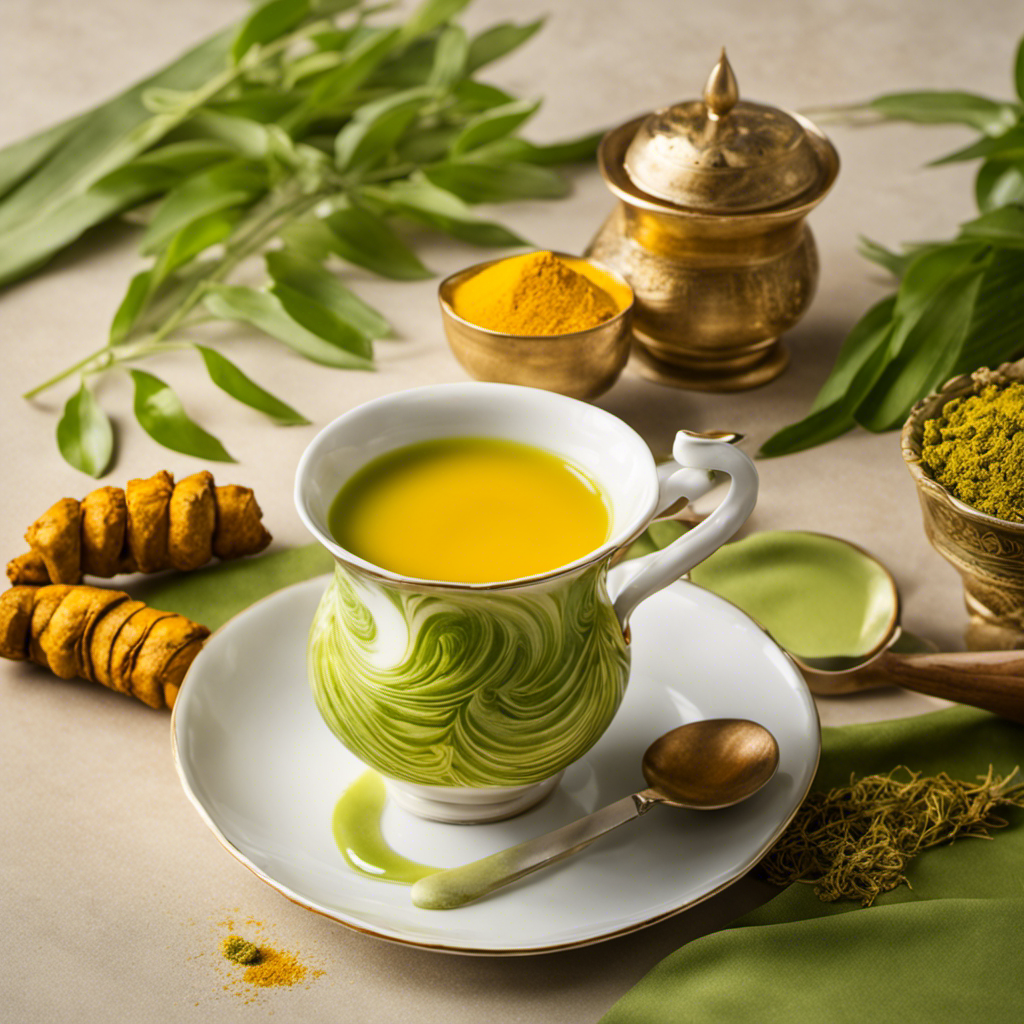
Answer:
23;347;114;398
148;189;326;344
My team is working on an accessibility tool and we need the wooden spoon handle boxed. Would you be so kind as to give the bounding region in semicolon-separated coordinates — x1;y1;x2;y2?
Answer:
881;649;1024;723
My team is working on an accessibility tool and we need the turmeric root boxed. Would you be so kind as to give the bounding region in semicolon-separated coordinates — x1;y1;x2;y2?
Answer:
8;470;271;586
0;585;209;709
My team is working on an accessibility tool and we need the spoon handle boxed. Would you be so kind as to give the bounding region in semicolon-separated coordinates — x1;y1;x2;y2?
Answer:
883;649;1024;723
411;793;657;910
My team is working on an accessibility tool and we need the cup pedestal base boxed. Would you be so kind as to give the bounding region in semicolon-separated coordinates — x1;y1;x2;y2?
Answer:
385;772;564;824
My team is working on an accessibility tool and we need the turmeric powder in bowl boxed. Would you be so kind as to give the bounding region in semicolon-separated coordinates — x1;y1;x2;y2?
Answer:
438;250;634;400
450;251;626;336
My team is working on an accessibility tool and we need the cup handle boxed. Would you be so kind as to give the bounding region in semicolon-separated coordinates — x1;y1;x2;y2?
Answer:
611;431;758;630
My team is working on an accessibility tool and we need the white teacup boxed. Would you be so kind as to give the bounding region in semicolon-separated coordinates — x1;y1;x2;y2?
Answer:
295;383;757;823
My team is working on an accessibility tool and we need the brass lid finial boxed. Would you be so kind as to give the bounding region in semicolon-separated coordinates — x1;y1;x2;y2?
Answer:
703;48;738;121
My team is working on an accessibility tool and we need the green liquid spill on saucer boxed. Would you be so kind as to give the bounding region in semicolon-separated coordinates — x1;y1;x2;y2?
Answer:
332;771;439;885
689;531;897;660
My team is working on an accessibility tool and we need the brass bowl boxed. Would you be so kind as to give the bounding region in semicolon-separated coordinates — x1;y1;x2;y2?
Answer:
438;252;635;401
901;359;1024;650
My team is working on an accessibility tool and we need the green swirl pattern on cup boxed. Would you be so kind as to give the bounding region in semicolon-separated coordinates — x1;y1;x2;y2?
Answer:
308;562;630;788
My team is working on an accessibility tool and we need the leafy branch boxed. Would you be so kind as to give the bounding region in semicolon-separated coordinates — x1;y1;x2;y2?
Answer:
4;0;602;475
761;36;1024;457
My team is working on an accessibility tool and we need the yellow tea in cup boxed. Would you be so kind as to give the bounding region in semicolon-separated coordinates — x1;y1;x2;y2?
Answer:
327;438;609;583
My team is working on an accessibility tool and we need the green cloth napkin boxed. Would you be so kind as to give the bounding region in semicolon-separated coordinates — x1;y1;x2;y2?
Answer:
127;542;333;632
602;707;1024;1024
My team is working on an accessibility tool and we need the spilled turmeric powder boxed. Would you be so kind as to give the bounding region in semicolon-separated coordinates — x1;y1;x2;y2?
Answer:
242;945;308;988
218;926;323;995
452;250;620;335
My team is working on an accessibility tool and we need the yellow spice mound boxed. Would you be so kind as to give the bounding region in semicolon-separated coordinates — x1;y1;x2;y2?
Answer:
453;251;619;336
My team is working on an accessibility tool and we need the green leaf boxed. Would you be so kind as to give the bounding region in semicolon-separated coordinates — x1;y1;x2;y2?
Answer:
277;216;339;262
507;130;604;165
855;257;988;431
195;345;309;425
0;30;232;235
961;248;1024;368
451;80;516;112
232;0;310;64
450;99;541;156
365;177;527;246
0;174;164;288
130;369;234;461
1016;35;1024;103
334;88;433;172
466;19;544;73
87;160;185;200
283;48;350;88
57;382;114;477
110;270;155;344
868;91;1020;135
889;243;988;334
0;113;90;202
141;87;197;115
203;284;374;368
423;160;570;203
808;296;899;414
299;27;402;114
976;158;1024;212
397;125;462;164
265;248;390;338
154;207;244;282
931;124;1024;166
141;160;266;255
0;29;234;286
207;91;299;124
175;110;274;161
957;205;1024;247
123;139;239;175
310;0;360;14
322;202;432;279
758;323;896;458
398;0;472;45
269;282;375;359
858;237;909;278
428;25;469;88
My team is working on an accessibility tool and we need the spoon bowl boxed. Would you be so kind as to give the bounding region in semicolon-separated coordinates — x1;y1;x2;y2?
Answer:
690;529;1024;723
642;718;779;808
411;718;779;911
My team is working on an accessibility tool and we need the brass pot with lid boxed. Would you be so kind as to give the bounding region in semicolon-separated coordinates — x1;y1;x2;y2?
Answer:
586;50;839;391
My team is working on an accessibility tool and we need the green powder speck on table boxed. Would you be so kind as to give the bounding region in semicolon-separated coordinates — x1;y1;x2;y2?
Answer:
920;381;1024;522
221;935;261;964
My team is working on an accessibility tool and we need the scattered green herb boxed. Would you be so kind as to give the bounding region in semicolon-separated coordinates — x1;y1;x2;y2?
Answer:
760;765;1024;905
760;35;1024;458
7;0;601;475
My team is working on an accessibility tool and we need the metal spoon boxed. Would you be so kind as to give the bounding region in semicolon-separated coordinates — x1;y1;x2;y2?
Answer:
410;718;779;911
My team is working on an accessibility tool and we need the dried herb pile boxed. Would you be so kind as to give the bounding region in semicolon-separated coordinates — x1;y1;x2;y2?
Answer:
760;766;1024;905
4;0;600;475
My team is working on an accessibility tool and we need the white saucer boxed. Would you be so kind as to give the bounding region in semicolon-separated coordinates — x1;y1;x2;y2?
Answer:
172;570;819;955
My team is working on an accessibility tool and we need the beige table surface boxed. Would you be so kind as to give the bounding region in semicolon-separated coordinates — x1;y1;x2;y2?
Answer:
0;0;1015;1020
